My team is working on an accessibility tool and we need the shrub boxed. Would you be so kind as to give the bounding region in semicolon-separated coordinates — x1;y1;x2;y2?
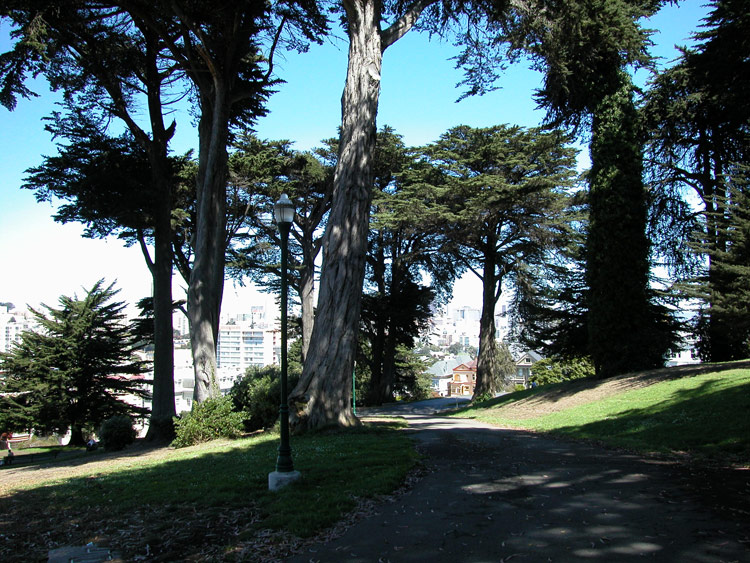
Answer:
230;366;299;432
530;356;594;386
171;396;244;448
513;384;526;393
473;391;493;403
99;415;137;451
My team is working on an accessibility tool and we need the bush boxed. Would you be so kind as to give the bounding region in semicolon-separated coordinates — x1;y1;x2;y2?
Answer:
530;356;594;386
172;396;244;448
473;391;493;403
99;415;137;451
513;384;526;393
230;366;299;432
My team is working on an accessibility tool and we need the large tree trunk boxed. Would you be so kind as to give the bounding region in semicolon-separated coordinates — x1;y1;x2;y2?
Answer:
474;255;501;398
587;78;654;378
69;425;86;448
371;259;402;404
289;0;382;431
147;175;177;441
140;34;176;441
189;93;230;404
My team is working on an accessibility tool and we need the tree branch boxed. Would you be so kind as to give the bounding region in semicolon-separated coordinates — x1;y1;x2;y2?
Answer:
137;229;155;275
380;0;438;51
264;15;287;83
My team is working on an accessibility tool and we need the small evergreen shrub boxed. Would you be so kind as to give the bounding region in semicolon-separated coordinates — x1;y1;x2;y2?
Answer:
473;391;493;404
230;366;299;432
171;396;244;448
99;415;137;451
513;384;526;392
530;357;594;386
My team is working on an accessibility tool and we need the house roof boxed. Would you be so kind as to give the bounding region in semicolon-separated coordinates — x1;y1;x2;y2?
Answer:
426;354;472;377
453;359;477;372
516;350;544;363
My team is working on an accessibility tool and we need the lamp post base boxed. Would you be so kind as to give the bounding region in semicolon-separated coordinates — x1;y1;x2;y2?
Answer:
268;470;302;491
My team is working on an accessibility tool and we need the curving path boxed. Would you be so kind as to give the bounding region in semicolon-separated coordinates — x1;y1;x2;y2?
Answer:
289;403;749;562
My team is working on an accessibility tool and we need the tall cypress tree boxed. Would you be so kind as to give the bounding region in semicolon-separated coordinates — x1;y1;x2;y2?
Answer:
587;75;676;377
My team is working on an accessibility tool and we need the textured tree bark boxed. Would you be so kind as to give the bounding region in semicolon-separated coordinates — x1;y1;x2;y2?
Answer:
288;0;382;431
474;253;501;398
189;93;230;404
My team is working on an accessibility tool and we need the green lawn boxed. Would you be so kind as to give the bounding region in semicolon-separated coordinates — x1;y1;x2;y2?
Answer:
452;368;750;462
0;421;418;560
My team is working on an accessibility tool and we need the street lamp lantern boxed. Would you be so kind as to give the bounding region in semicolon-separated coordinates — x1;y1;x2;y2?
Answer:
269;193;301;491
274;193;295;226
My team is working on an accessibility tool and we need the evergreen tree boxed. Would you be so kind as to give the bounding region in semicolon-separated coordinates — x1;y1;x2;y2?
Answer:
515;189;590;359
359;127;449;405
422;124;578;397
587;74;674;377
643;0;750;361
225;133;334;362
0;281;151;446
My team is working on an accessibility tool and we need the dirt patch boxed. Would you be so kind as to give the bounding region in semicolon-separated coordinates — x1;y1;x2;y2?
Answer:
496;360;750;420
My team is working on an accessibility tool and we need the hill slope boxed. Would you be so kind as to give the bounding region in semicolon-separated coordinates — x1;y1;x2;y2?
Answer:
451;361;750;464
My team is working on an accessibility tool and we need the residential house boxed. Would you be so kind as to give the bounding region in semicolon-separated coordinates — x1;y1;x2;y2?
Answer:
512;351;543;387
448;359;478;396
427;354;472;396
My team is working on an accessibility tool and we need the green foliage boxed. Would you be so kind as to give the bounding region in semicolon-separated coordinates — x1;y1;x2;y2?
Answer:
513;385;526;393
530;357;594;386
225;133;334;297
171;397;244;448
230;365;301;432
392;346;432;401
99;415;137;452
359;126;446;405
417;124;579;394
643;0;750;362
513;0;658;131
0;281;151;445
229;366;291;432
473;391;494;403
587;75;678;377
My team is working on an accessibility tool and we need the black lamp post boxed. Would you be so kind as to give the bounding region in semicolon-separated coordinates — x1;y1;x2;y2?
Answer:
272;193;297;480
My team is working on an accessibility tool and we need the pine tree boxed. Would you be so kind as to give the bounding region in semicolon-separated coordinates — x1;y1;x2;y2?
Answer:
587;74;678;377
0;281;151;446
643;0;750;362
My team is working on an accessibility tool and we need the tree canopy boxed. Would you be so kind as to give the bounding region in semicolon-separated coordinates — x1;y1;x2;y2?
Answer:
419;124;579;396
0;281;151;446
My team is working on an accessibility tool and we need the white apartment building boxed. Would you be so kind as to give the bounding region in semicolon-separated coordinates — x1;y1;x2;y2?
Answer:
425;303;511;350
0;305;38;353
216;322;279;376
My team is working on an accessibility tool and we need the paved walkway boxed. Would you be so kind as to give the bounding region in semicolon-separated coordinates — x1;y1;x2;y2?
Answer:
289;409;749;562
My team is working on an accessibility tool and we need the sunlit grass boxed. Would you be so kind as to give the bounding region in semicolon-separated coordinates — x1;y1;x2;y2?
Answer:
453;369;750;462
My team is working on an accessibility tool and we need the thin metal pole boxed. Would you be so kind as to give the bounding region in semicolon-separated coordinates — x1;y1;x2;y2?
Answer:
276;222;294;473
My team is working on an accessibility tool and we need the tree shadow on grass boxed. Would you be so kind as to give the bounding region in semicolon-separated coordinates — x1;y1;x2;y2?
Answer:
0;427;416;562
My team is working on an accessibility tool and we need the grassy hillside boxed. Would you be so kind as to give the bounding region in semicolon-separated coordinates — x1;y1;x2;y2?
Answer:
450;363;750;464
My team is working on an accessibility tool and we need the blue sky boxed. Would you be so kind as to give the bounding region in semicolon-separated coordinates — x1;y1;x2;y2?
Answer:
0;2;708;313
